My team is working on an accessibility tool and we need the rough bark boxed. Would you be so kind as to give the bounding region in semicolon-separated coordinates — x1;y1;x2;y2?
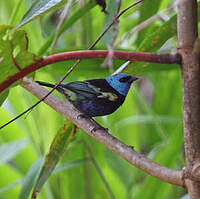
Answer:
177;0;200;197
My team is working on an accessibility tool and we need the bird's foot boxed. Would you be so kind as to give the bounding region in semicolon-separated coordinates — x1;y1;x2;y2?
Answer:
91;126;108;133
129;145;135;150
77;114;90;120
76;114;108;132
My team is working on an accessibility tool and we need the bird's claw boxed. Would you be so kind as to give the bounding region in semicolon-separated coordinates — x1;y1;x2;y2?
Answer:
77;114;90;120
91;126;108;133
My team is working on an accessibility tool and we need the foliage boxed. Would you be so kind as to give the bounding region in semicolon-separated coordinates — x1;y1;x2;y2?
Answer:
0;0;186;198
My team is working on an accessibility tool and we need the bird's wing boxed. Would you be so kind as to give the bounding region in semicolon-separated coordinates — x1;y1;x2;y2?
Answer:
61;81;101;99
60;79;119;102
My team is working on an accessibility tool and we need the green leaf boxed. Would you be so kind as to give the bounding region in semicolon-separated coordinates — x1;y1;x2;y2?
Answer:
0;179;22;194
135;124;183;199
0;89;9;107
19;158;44;199
54;158;91;173
124;15;178;76
0;139;28;164
101;0;118;46
16;0;64;29
0;164;22;198
32;121;76;197
0;25;39;87
38;1;97;55
135;0;162;46
138;15;177;52
9;0;23;26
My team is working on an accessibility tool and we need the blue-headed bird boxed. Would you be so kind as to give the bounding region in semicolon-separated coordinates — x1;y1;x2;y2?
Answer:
36;73;138;117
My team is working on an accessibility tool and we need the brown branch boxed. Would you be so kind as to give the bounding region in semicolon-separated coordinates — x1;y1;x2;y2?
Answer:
0;50;181;93
0;0;144;95
21;78;184;187
177;0;200;198
0;0;146;130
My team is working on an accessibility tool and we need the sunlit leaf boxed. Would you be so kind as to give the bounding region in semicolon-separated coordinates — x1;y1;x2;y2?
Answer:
135;0;162;46
19;158;44;199
32;121;77;198
0;179;22;194
124;15;178;76
38;1;97;55
0;1;187;199
135;124;183;199
16;0;64;29
0;164;22;198
0;25;39;87
0;139;28;164
138;15;177;52
0;89;9;107
101;0;118;46
54;158;91;173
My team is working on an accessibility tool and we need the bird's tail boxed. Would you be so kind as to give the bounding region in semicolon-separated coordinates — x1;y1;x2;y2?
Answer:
35;81;64;93
36;81;55;88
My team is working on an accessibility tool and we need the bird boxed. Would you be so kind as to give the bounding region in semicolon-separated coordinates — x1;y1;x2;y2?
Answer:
36;73;138;118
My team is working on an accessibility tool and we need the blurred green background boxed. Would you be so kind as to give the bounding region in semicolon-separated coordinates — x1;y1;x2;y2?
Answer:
0;0;186;198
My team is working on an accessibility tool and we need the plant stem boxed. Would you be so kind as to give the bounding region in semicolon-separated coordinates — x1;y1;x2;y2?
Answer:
21;78;184;187
0;51;181;93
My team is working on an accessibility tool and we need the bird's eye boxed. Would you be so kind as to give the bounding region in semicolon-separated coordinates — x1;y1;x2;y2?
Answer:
119;76;131;82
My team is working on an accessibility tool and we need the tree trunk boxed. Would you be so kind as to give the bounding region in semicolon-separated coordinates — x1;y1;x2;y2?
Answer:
177;0;200;198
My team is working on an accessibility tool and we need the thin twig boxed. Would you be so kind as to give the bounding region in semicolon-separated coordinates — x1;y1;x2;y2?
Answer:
0;60;81;130
21;78;184;186
115;3;175;47
102;0;122;72
0;0;144;129
88;0;144;49
0;50;181;94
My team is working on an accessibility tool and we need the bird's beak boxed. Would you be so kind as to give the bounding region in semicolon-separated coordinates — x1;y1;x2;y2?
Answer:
129;77;139;83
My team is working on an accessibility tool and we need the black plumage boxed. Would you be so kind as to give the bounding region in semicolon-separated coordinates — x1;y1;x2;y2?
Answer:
36;73;138;117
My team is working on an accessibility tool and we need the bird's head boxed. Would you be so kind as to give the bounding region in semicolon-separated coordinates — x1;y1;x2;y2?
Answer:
105;73;138;96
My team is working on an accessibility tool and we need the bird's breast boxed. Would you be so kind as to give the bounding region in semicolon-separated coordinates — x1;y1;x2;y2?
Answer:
74;95;125;117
